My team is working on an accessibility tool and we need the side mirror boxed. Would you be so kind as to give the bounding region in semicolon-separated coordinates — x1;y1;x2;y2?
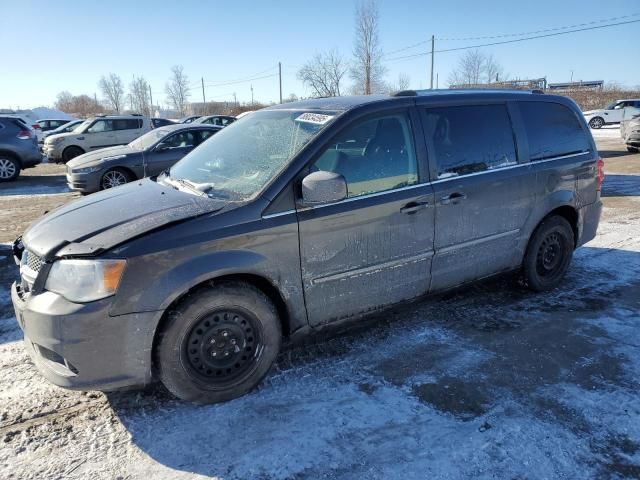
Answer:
301;171;347;206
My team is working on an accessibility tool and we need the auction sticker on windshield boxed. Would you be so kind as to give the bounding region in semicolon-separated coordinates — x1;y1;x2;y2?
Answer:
295;112;334;125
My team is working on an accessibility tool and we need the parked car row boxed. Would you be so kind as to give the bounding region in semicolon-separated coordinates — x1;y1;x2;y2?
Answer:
621;107;640;153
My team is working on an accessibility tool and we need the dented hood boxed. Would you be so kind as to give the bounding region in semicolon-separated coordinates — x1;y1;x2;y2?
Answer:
23;179;226;258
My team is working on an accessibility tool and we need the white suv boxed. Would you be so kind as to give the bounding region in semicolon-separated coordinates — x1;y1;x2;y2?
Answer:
44;115;152;163
583;99;640;129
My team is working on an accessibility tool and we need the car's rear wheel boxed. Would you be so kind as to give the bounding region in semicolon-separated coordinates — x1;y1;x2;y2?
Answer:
522;215;574;292
589;117;604;129
62;146;84;163
627;146;639;153
0;156;20;182
100;168;132;190
156;282;282;404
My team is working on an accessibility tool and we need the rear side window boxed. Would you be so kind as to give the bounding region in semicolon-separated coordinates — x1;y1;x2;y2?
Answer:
424;104;517;179
114;119;142;130
520;102;591;161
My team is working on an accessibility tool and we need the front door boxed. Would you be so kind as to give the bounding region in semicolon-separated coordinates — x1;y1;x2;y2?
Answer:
420;102;535;291
86;119;117;149
145;130;197;176
296;110;435;326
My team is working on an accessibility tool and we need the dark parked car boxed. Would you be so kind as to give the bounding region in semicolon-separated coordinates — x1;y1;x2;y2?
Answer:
37;118;75;132
11;90;603;404
196;115;236;127
151;118;175;128
0;116;42;181
66;124;222;193
42;119;83;142
179;115;201;124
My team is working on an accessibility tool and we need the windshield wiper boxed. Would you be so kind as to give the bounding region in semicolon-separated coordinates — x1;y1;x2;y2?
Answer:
161;175;207;197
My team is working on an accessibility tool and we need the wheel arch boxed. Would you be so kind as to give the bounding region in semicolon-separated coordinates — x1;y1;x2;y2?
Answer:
529;205;579;251
103;165;138;181
150;272;292;370
0;150;21;165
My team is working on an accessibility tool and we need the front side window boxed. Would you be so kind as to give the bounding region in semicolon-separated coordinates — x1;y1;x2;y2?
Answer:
311;113;418;197
168;109;338;200
520;102;591;161
87;120;113;133
424;104;517;179
161;131;196;149
197;129;217;143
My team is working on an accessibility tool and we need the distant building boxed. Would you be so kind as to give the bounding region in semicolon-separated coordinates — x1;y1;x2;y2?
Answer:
449;78;547;90
547;80;604;92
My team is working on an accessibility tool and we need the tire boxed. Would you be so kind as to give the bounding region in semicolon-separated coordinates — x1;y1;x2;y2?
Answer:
627;146;639;154
100;168;132;190
62;146;84;163
522;215;575;292
589;117;604;129
156;282;282;404
0;156;20;182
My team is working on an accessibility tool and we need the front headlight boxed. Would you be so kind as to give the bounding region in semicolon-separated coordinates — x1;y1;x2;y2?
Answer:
72;165;101;174
45;259;126;303
49;137;66;145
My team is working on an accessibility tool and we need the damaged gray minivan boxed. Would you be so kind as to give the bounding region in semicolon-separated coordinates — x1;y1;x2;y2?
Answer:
11;90;603;403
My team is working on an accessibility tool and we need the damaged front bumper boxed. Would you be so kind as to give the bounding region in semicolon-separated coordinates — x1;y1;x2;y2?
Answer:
11;281;159;391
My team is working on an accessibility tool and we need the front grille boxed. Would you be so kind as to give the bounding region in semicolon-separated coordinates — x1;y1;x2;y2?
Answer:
25;251;44;273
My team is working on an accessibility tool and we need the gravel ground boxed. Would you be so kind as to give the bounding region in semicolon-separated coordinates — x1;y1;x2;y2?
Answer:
0;128;639;479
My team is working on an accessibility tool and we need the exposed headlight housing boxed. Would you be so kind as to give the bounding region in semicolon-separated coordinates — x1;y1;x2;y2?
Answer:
45;259;126;303
72;165;101;174
48;136;66;145
101;154;127;161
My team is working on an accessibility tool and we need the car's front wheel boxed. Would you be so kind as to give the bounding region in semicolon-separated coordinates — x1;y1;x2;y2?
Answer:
627;146;639;153
0;156;20;182
100;168;132;190
156;282;282;404
62;146;84;163
522;215;574;292
589;117;605;129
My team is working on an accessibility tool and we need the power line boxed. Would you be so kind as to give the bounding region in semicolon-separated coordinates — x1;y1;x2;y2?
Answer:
201;73;278;89
196;66;278;88
436;12;640;41
382;13;640;58
385;18;640;63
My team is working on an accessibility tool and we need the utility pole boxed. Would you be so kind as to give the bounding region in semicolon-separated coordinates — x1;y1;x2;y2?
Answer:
278;62;283;104
436;73;439;89
250;85;254;106
233;92;237;106
430;35;435;89
148;85;153;114
201;77;206;105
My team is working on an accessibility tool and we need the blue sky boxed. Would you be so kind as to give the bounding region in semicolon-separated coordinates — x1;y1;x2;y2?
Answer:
0;0;637;109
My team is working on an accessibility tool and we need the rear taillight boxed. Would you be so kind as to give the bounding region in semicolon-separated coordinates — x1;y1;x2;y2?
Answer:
596;157;605;192
17;129;34;140
32;124;41;130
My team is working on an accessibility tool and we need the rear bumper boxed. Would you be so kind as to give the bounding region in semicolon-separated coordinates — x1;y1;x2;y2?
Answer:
11;282;159;391
577;199;602;247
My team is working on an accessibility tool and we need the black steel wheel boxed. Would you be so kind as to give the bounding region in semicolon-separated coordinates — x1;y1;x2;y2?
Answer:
156;282;281;404
523;215;574;292
183;308;262;385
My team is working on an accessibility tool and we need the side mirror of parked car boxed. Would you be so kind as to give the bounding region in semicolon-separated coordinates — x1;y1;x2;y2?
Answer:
301;171;347;206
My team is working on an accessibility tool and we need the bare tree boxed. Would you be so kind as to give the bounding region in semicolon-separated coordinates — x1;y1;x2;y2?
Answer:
129;76;151;116
165;65;190;116
448;50;506;86
387;73;411;93
351;0;386;94
483;54;504;83
298;49;348;97
98;73;125;112
55;91;103;117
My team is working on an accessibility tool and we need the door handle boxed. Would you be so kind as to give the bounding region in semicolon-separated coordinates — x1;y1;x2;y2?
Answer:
400;201;429;214
439;192;467;205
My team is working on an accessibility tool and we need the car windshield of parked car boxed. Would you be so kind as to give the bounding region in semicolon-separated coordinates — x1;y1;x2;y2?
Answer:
73;119;92;133
129;128;171;150
165;109;338;201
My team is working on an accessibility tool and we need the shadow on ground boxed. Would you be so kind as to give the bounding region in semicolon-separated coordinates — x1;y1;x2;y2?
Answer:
601;174;640;197
0;174;68;197
108;246;640;479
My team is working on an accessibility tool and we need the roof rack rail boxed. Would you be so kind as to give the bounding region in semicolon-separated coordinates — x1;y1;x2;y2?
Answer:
391;90;417;97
